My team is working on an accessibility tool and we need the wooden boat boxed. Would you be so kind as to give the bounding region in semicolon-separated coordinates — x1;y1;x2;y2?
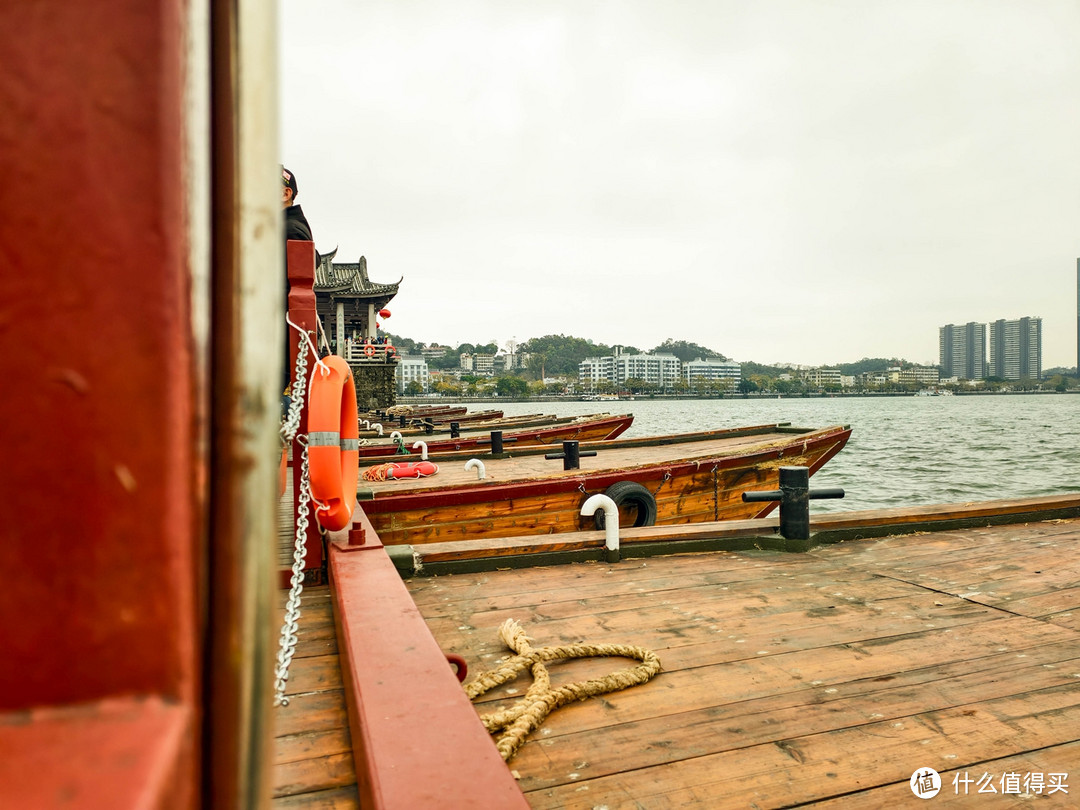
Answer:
358;411;580;439
357;412;633;457
377;407;505;426
359;423;852;544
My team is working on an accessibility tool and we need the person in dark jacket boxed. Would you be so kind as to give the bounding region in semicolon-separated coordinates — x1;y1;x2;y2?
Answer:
281;165;317;396
282;165;314;243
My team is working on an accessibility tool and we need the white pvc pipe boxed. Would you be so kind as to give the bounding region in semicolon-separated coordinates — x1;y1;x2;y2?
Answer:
580;494;620;556
464;458;486;480
390;431;403;442
412;440;428;460
372;423;383;436
361;420;370;429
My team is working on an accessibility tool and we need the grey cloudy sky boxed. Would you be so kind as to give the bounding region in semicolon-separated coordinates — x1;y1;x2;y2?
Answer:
280;0;1079;369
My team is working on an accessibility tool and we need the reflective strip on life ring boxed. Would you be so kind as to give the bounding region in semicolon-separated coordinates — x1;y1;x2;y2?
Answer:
364;345;375;357
386;460;439;479
307;355;360;531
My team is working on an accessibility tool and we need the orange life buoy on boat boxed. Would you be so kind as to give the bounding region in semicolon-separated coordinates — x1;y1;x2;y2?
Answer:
385;345;397;357
361;460;439;481
388;460;437;478
364;344;375;357
278;447;288;497
307;355;360;531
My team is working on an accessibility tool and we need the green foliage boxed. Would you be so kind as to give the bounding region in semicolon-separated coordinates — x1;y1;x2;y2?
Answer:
426;346;461;370
520;334;636;377
432;379;462;396
404;380;423;396
740;360;795;378
495;376;529;397
382;332;419;356
651;338;727;362
835;357;906;376
457;341;498;354
1046;373;1076;392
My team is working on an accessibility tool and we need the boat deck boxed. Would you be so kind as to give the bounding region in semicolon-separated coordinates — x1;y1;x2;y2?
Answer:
272;586;358;809
359;426;841;494
406;517;1080;807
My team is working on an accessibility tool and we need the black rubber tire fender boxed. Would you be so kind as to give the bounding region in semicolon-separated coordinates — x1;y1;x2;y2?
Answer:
593;481;658;529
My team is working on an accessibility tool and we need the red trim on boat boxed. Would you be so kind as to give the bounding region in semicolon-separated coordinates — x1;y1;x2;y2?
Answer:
328;526;530;809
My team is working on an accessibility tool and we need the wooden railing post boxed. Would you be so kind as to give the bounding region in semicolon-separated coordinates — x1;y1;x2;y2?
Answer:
286;239;324;578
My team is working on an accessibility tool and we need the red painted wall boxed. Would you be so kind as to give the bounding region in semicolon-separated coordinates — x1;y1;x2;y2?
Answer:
0;0;198;712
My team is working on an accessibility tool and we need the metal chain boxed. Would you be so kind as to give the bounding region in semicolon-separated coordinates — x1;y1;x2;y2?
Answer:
280;334;310;448
274;329;315;708
650;470;673;497
273;437;314;706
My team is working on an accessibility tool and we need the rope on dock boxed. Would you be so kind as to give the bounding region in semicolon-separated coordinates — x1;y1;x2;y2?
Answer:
464;619;662;761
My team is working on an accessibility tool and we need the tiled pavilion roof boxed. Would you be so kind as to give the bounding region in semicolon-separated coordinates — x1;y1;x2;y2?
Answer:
314;249;400;306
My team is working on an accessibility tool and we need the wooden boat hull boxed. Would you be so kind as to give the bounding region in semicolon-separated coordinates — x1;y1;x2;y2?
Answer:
358;412;584;439
360;424;852;544
357;413;634;457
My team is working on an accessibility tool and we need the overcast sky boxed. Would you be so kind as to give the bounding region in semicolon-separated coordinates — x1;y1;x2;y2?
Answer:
280;1;1079;369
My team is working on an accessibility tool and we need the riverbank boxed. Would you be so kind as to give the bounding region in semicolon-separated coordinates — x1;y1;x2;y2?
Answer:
398;389;1079;405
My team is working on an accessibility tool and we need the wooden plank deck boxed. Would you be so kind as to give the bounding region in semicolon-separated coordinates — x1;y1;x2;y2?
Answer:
405;517;1080;807
271;586;359;809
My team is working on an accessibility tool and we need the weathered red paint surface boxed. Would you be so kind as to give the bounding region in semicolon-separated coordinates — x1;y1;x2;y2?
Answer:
0;698;194;809
286;239;325;574
0;0;199;805
328;523;531;809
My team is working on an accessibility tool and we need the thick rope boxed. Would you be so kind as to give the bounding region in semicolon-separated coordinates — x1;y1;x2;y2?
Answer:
362;463;395;481
464;619;662;761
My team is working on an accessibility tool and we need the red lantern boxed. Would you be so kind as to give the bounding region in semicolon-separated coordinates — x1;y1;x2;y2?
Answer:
376;322;382;329
378;308;391;318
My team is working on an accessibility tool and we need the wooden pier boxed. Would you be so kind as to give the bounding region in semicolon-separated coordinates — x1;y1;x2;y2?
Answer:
272;586;358;809
405;514;1080;807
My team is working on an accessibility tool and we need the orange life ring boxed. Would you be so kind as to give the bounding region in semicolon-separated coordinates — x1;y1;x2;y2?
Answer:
364;345;375;357
307;355;359;531
278;447;288;497
385;345;397;357
387;460;438;479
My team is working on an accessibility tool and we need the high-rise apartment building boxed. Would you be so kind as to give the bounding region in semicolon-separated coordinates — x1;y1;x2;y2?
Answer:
579;347;682;390
989;317;1042;381
939;322;985;380
684;357;741;388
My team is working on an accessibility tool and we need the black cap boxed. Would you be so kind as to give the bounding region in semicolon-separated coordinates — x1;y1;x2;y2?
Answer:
281;165;298;197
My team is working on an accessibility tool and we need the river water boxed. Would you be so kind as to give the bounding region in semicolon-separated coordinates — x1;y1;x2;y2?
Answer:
486;394;1080;513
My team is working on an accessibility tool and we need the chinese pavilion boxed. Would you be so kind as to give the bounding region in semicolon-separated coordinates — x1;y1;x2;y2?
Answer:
313;249;402;407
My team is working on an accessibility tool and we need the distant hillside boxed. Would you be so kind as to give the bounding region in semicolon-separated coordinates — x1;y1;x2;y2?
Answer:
383;331;923;378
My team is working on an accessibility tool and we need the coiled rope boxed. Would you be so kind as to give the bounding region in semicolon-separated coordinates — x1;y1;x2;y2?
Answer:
361;463;397;481
464;619;662;761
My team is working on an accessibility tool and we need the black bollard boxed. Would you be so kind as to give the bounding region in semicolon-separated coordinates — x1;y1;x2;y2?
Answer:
399;414;407;428
742;466;844;541
450;421;460;439
490;430;503;455
544;440;597;471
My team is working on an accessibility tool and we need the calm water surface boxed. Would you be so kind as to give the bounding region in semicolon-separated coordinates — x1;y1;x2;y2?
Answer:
488;395;1080;513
